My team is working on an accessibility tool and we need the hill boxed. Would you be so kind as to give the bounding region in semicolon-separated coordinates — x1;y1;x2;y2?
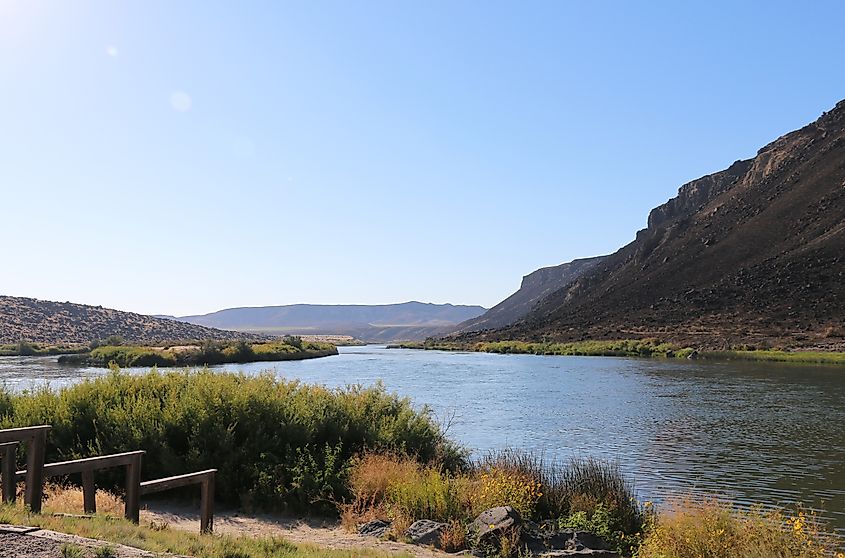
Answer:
460;99;845;350
454;256;606;333
0;296;255;344
177;301;486;342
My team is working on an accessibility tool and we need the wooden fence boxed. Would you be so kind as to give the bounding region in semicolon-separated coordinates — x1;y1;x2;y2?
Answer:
0;425;216;532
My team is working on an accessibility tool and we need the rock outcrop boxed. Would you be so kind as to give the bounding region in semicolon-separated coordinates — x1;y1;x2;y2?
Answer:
459;99;845;350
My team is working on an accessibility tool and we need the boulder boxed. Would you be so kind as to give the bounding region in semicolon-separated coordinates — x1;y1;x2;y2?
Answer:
521;523;613;554
570;531;611;551
469;506;522;545
358;519;391;538
405;519;447;547
521;520;574;552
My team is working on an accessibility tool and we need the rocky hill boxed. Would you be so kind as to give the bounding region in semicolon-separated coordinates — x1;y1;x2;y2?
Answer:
178;301;487;342
454;256;606;333
461;99;845;350
0;296;255;344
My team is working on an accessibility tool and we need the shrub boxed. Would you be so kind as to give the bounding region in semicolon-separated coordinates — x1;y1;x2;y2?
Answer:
0;370;465;513
637;500;840;558
473;467;541;519
343;453;471;527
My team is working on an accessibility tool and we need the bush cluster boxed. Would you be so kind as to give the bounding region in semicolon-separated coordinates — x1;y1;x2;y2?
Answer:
343;450;646;555
637;499;842;558
58;340;337;368
0;370;465;512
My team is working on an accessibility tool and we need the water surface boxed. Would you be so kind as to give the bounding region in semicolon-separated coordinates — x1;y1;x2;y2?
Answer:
2;346;843;536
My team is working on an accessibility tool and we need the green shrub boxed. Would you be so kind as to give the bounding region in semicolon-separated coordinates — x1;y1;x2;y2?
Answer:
0;370;465;512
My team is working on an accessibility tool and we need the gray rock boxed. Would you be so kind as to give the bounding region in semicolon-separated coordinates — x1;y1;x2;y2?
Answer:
405;519;447;547
469;506;522;544
358;519;391;538
405;519;446;548
571;531;611;551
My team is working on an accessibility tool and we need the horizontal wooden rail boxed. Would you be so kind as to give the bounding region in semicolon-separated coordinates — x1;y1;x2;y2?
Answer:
141;469;216;533
0;441;17;503
17;450;144;521
17;451;145;479
0;425;51;444
0;425;49;510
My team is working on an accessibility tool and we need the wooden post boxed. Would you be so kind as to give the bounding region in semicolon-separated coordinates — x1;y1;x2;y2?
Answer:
125;453;141;523
81;469;96;513
0;442;17;503
24;429;47;512
200;471;215;533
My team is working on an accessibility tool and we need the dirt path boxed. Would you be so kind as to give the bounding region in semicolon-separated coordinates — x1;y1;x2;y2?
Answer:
0;524;168;558
141;502;449;558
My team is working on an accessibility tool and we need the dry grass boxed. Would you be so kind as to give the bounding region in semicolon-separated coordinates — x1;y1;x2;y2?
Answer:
439;520;467;553
638;499;842;558
42;484;125;516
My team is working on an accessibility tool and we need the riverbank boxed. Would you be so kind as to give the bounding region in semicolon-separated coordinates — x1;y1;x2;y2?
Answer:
388;339;845;365
56;339;338;368
0;342;88;357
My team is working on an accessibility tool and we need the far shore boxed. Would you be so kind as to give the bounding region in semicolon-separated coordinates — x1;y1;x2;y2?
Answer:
388;339;845;366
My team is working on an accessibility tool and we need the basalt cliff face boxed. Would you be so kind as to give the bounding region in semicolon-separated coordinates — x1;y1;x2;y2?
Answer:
454;256;606;333
460;100;845;350
0;296;255;344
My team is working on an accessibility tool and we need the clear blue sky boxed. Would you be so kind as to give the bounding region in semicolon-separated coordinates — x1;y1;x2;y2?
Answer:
2;1;844;316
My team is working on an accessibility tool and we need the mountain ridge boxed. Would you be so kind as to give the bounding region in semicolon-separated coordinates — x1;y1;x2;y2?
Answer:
177;301;487;342
0;296;257;344
456;99;845;350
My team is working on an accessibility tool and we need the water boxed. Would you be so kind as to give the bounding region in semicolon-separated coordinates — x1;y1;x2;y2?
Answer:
2;345;844;536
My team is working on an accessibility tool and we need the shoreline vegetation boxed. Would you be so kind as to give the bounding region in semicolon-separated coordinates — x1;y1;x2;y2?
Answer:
388;339;845;366
0;369;842;557
55;338;338;368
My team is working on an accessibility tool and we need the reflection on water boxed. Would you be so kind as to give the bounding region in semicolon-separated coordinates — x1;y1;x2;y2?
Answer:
2;346;843;537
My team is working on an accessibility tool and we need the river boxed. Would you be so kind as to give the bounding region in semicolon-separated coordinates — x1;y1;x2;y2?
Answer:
1;345;843;536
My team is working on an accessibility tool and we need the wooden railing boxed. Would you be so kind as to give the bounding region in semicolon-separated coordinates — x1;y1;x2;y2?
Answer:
140;469;216;533
0;425;50;511
0;425;217;532
17;450;145;521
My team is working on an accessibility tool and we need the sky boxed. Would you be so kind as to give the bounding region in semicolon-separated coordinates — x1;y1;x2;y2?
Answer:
1;1;844;316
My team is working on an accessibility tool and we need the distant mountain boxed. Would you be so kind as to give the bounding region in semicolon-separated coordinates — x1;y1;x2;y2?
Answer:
0;296;255;345
177;301;487;342
459;99;845;350
454;256;606;333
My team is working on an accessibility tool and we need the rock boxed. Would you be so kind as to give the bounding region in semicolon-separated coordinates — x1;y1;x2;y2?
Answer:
469;506;522;545
521;520;574;552
571;531;611;551
405;519;447;547
357;519;391;538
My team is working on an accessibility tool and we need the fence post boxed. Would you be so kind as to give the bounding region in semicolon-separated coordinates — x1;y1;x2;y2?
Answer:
0;442;16;503
24;429;47;512
125;453;141;523
81;469;96;513
200;470;215;533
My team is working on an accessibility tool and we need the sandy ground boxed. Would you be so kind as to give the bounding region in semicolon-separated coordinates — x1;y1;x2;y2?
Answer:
0;524;167;558
141;501;449;558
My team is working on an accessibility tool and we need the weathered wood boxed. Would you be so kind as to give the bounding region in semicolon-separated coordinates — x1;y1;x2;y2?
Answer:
125;453;141;523
25;428;47;512
138;469;218;495
0;425;51;444
81;469;96;514
0;425;50;510
200;472;214;533
140;469;217;533
0;441;17;503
